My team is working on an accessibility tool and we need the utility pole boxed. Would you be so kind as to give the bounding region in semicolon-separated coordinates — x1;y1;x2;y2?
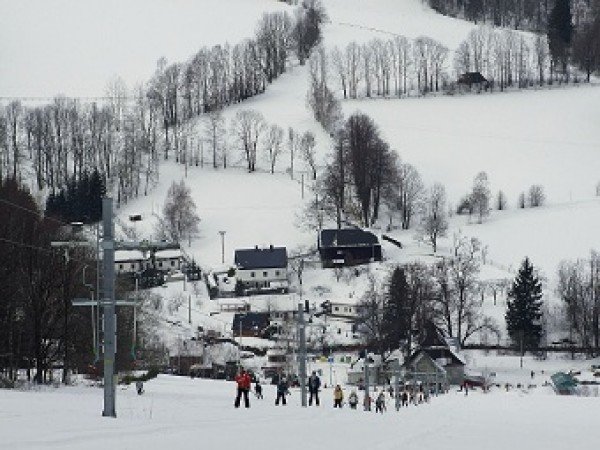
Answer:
102;197;117;418
364;354;370;411
219;230;226;264
297;302;307;407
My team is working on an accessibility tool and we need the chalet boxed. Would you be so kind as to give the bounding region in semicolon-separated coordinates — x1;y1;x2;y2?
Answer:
234;245;289;294
232;312;271;338
400;350;448;391
404;321;465;385
457;72;489;91
318;228;382;268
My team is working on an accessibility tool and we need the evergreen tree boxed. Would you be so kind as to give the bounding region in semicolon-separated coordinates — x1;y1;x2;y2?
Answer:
505;257;544;351
548;0;573;73
382;267;412;356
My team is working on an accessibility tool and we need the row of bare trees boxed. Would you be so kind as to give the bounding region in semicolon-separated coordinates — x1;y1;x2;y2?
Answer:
329;36;449;99
557;251;600;354
0;3;327;203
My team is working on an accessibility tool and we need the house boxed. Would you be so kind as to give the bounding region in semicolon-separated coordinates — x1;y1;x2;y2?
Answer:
115;250;147;274
154;248;183;272
400;350;448;391
234;245;289;295
318;228;382;268
404;321;466;385
232;312;271;338
457;71;489;91
114;247;183;275
329;300;362;319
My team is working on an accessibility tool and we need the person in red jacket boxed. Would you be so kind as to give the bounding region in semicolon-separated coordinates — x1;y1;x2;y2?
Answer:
234;368;252;408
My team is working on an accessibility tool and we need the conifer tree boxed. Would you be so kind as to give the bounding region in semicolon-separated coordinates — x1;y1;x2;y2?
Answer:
548;0;573;74
505;257;544;350
382;267;411;355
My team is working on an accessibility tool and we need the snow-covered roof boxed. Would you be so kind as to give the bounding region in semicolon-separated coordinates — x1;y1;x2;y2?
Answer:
155;249;182;259
115;250;145;262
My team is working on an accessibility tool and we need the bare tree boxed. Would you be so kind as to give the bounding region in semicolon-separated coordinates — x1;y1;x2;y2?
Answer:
203;110;225;169
397;162;423;230
231;109;266;172
299;131;317;180
471;171;491;223
264;124;284;174
159;179;200;244
528;184;545;207
419;183;448;253
496;190;507;210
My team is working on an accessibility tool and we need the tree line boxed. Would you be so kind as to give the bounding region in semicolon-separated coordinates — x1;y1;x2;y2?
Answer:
427;0;600;80
0;178;171;383
0;1;327;208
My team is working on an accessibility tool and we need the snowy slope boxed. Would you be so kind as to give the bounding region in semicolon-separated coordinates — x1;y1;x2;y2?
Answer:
0;0;292;97
1;375;599;450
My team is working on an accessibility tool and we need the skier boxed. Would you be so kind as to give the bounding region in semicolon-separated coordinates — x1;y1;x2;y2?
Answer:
375;392;386;413
135;380;144;395
363;392;372;411
401;390;408;407
234;368;251;408
308;371;321;406
333;385;344;408
275;377;289;406
254;381;263;399
348;390;359;409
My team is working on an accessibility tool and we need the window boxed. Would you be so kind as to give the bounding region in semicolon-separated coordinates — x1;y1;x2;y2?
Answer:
171;260;176;267
159;262;163;268
344;307;348;313
275;270;280;276
334;306;339;312
250;272;255;278
263;271;268;277
130;264;135;270
119;264;123;270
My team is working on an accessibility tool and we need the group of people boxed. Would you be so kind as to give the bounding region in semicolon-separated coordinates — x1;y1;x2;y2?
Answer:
233;369;433;411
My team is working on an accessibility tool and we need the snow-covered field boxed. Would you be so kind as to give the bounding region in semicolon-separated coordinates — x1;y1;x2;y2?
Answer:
0;0;292;97
1;374;599;450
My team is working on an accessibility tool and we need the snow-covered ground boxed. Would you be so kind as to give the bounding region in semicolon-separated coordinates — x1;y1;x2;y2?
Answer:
0;0;292;97
1;374;599;450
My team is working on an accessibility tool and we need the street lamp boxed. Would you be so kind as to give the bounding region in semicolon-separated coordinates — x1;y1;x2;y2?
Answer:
218;230;226;264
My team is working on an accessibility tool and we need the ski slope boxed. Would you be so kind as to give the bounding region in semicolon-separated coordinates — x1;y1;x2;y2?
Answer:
1;375;599;450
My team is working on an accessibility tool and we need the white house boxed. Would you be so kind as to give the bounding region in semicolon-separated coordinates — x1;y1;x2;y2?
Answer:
234;245;288;294
114;250;147;274
154;248;183;272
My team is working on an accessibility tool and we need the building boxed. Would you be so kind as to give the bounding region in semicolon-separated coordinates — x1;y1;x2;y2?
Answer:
318;228;382;268
404;321;466;385
115;250;147;274
154;248;183;272
457;72;489;91
399;350;448;392
234;245;289;295
232;312;271;338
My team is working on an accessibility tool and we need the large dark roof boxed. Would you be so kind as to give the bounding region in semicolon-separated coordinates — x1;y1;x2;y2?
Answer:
458;72;488;84
319;229;380;248
235;247;287;269
419;321;448;348
232;312;270;331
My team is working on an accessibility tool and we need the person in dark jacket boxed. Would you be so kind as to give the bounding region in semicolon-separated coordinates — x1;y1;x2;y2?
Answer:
275;377;289;405
255;381;263;399
234;369;251;408
308;371;321;406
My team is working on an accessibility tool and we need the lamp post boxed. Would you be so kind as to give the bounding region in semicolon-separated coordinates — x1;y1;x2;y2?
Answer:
218;231;226;264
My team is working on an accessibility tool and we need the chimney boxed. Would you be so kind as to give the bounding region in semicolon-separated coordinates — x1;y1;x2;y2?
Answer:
255;245;258;250
269;244;274;251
